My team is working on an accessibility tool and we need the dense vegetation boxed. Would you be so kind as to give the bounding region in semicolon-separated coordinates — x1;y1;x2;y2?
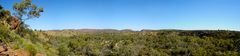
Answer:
1;0;240;56
33;29;239;56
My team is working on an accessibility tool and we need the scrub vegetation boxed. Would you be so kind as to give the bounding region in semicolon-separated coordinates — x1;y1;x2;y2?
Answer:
0;0;240;56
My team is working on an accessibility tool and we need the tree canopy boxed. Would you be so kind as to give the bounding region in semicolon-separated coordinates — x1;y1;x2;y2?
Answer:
13;0;43;21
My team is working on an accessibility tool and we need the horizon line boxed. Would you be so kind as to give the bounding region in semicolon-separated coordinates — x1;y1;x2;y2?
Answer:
30;28;240;31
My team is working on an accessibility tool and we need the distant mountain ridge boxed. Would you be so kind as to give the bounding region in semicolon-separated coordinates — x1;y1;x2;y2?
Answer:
46;29;239;32
44;29;240;38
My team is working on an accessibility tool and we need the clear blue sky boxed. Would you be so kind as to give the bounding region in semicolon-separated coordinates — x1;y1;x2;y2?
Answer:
1;0;240;30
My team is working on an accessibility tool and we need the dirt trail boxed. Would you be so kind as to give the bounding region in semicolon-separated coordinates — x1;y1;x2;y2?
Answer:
0;46;29;56
0;45;44;56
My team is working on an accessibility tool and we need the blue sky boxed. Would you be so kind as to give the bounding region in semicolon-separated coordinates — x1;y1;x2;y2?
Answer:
1;0;240;30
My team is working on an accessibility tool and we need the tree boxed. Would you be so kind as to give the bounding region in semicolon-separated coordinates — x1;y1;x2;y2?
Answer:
13;0;43;21
11;0;43;35
0;5;2;9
